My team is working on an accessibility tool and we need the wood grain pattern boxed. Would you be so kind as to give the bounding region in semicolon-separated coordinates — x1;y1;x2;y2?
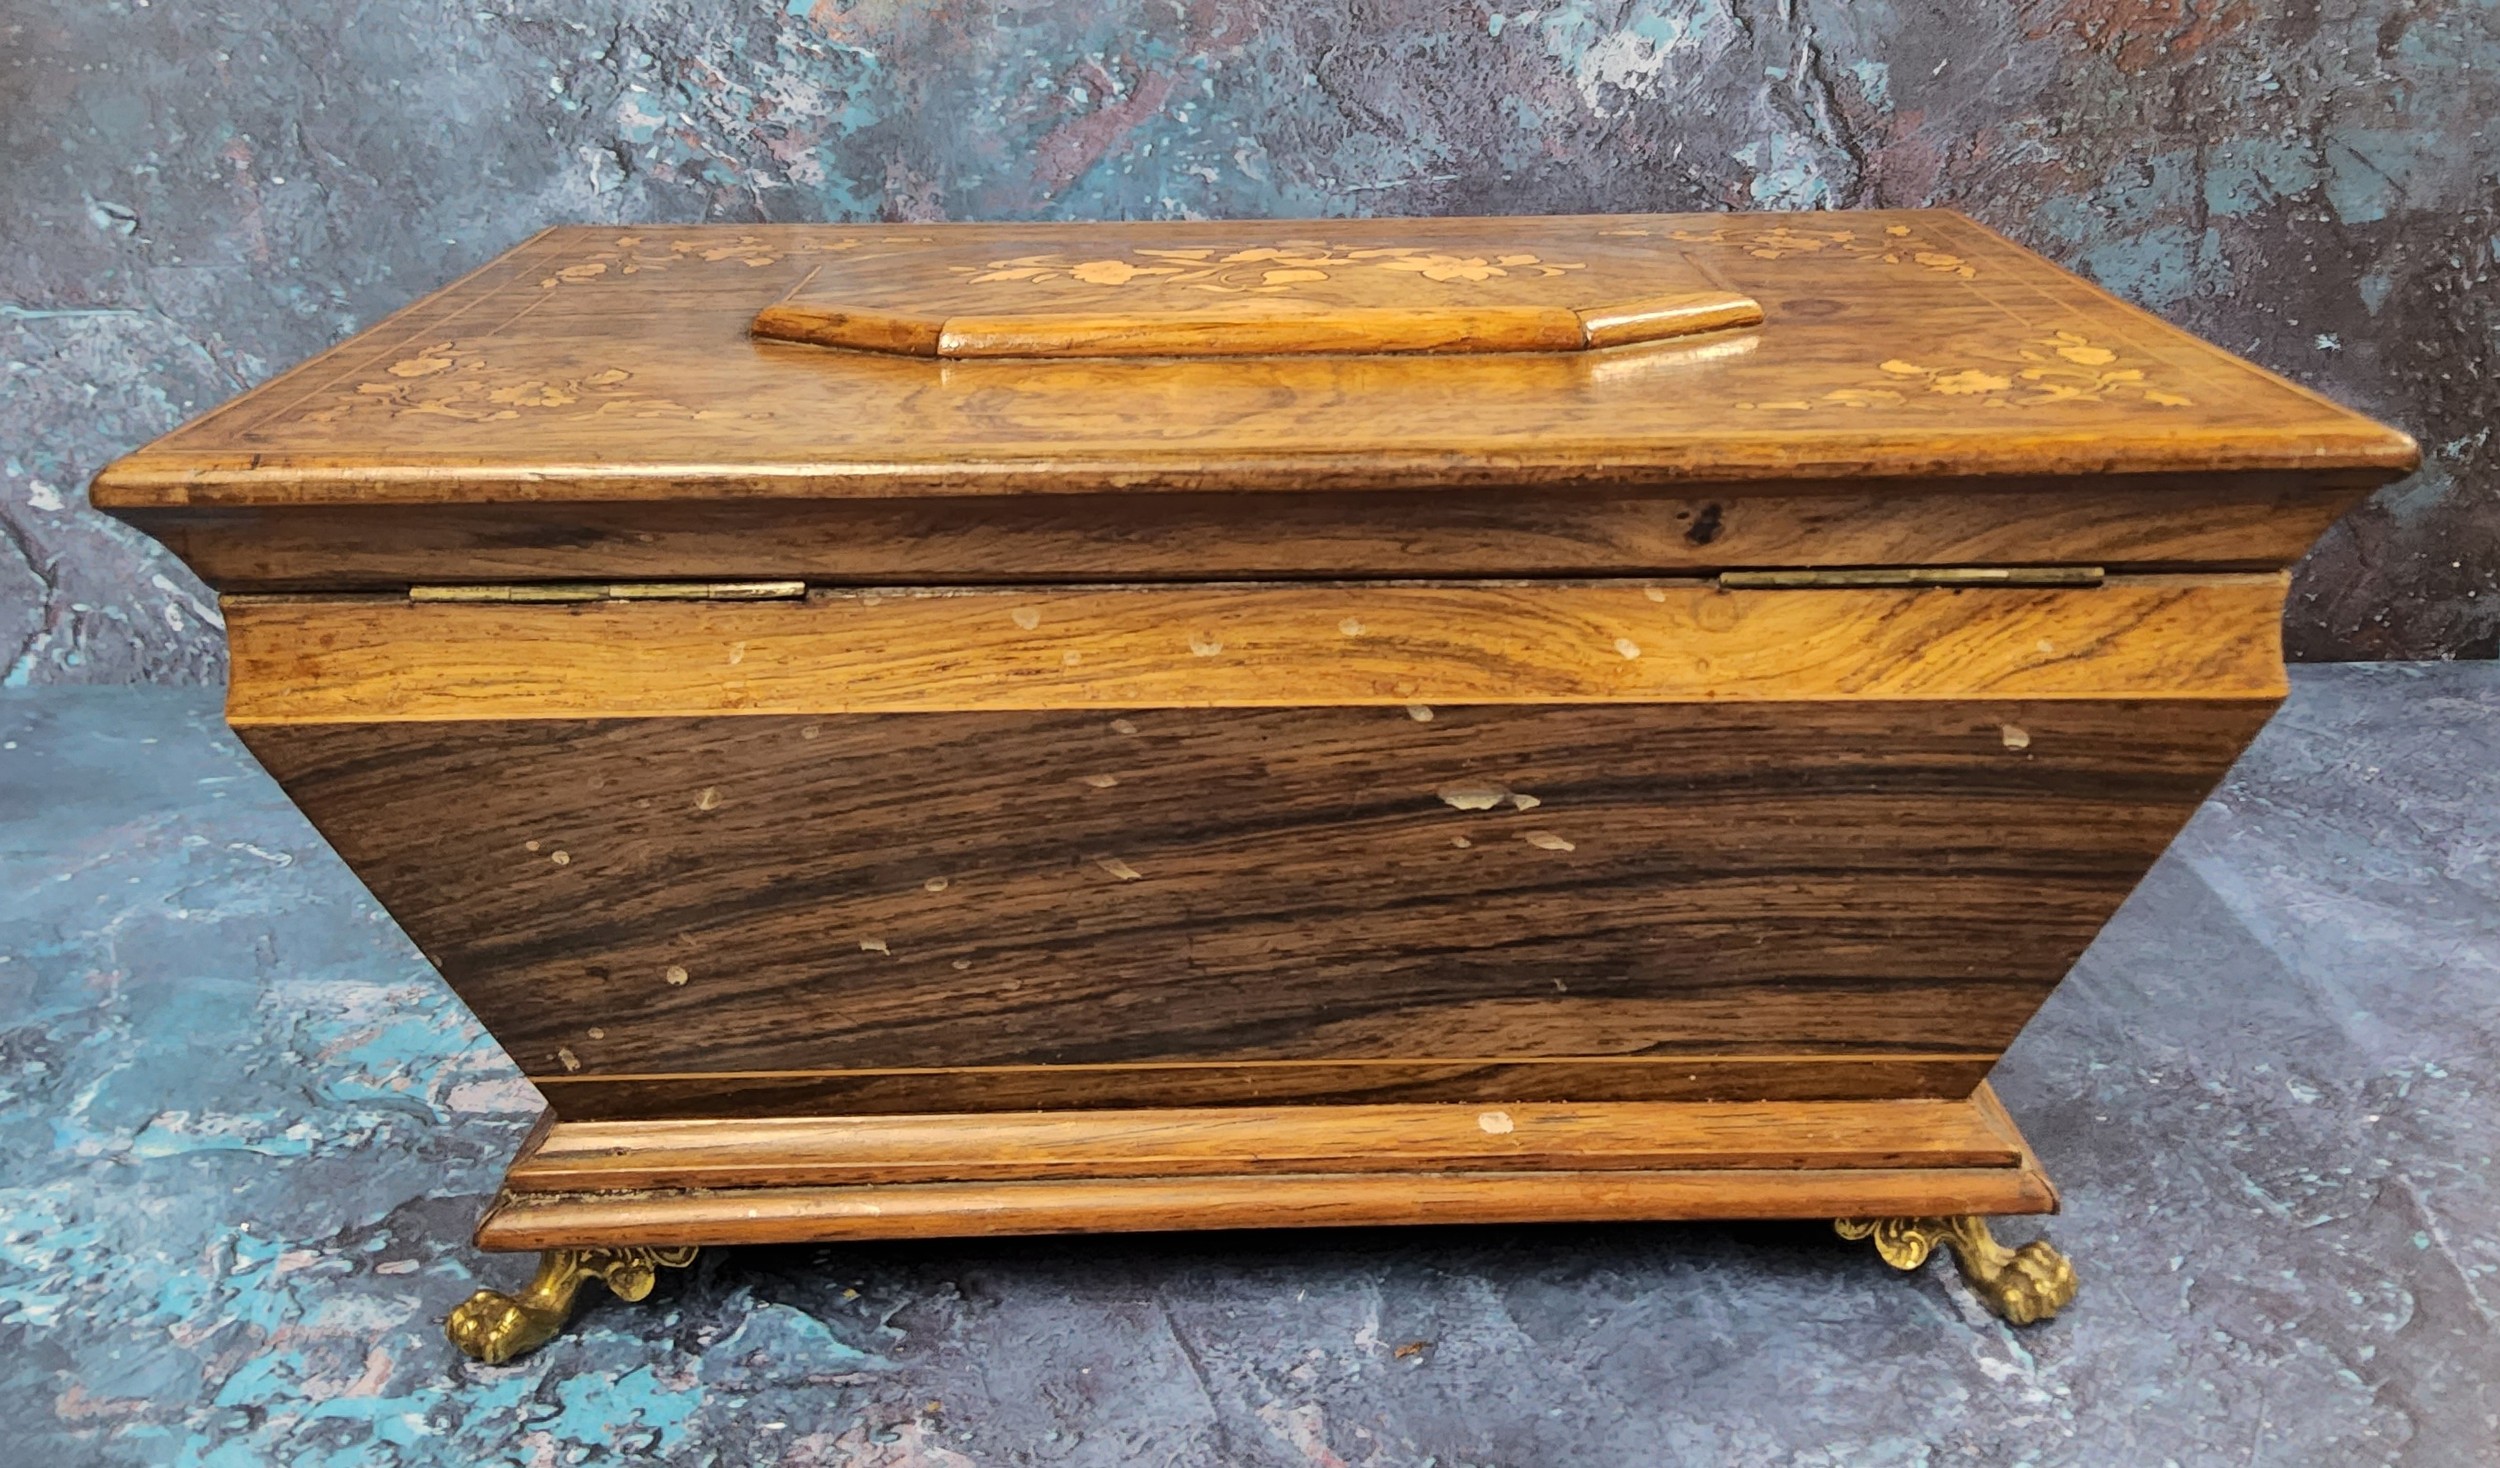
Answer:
238;697;2270;1118
505;1096;2030;1192
113;474;2376;593
223;575;2289;724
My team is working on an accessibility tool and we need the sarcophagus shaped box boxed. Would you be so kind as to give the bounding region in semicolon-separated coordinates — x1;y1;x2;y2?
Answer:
94;212;2414;1360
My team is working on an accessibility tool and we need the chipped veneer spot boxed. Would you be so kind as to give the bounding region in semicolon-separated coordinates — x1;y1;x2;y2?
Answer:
1477;1110;1515;1135
923;876;951;893
1523;831;1575;852
1095;856;1142;881
1440;785;1541;812
860;937;891;954
1077;774;1119;789
1405;704;1434;722
2001;723;2032;750
1011;607;1041;630
695;786;720;811
1109;718;1139;735
664;965;689;986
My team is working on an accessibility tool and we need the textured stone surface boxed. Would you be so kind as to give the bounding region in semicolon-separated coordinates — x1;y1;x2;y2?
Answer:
4;1;2497;684
3;661;2496;1464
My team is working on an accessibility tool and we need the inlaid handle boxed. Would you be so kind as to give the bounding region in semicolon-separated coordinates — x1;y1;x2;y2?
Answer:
751;289;1762;360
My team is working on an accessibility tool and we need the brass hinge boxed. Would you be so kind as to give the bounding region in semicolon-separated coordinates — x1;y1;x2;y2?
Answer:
409;581;808;604
1716;566;2105;591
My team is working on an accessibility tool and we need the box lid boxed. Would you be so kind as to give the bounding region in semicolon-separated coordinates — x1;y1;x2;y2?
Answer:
91;211;2414;587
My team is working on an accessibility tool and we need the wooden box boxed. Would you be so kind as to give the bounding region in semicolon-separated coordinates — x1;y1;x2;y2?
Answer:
93;212;2414;1359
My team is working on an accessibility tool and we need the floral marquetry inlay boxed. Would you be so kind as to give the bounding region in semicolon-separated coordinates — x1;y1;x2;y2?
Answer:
1605;221;1980;278
300;343;773;426
534;233;902;290
1741;332;2195;414
950;245;1589;295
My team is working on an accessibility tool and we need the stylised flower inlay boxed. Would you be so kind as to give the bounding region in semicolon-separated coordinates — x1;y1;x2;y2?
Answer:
1604;220;1980;277
532;233;880;289
1740;332;2195;414
950;244;1587;294
302;345;768;425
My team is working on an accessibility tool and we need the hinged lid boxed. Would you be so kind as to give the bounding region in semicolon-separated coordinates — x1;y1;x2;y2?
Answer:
750;232;1762;358
90;211;2417;592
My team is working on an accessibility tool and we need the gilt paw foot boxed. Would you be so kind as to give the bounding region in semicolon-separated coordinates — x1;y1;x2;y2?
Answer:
445;1246;699;1365
1836;1215;2076;1326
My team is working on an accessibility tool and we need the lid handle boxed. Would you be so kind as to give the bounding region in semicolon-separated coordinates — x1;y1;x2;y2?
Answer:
752;289;1762;360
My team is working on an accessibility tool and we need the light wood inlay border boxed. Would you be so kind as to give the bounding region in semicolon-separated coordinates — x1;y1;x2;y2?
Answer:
506;1096;2028;1192
526;1053;2003;1084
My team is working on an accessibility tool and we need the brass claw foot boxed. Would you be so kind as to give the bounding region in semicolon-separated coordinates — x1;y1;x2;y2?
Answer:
446;1246;699;1364
1836;1215;2077;1325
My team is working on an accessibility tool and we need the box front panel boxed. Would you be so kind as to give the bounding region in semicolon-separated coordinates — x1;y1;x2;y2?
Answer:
226;576;2283;1119
242;698;2263;1118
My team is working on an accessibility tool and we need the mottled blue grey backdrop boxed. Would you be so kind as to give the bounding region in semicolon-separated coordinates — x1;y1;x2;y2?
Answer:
5;0;2495;683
